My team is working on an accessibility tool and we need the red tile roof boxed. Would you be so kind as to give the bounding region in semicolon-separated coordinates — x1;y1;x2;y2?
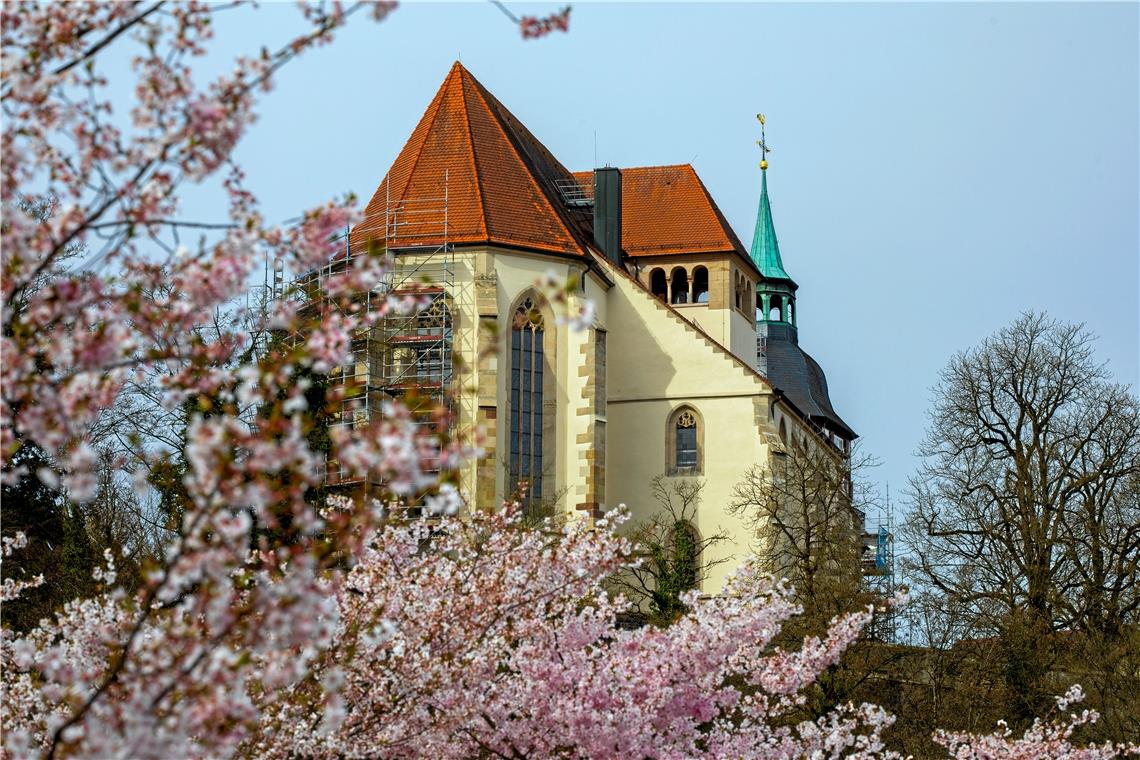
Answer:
351;62;589;257
572;164;750;262
353;64;752;274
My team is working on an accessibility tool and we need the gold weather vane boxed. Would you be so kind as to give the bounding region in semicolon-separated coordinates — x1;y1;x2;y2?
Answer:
756;113;771;171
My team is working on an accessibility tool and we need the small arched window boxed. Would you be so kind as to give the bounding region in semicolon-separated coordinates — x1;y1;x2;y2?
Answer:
668;406;703;474
650;268;667;301
769;295;783;322
692;266;709;303
779;418;788;444
670;268;689;304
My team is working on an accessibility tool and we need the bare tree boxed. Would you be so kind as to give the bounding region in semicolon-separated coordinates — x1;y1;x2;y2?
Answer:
610;476;730;626
729;440;874;615
901;311;1140;726
729;440;905;722
84;447;168;588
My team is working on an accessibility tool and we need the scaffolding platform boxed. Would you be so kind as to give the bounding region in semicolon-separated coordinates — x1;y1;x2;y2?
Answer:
280;174;455;500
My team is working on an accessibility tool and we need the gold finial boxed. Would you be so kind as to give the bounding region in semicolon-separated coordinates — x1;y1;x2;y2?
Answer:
756;113;771;171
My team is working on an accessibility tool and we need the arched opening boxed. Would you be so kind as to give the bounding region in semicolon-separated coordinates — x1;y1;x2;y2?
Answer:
768;295;783;322
692;266;709;304
779;418;788;444
509;292;556;511
734;273;743;309
670;268;689;304
650;268;667;302
786;299;794;325
667;405;703;474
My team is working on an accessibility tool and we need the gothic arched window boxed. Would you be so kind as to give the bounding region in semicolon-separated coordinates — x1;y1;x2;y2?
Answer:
667;406;703;475
510;295;552;507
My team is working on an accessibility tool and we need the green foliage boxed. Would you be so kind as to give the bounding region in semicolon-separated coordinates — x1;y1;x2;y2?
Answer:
1;438;98;632
646;520;700;621
610;477;730;628
147;397;196;530
253;335;336;549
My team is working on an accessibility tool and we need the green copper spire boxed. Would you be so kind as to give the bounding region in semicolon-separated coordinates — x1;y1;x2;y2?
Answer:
751;115;797;333
749;168;793;282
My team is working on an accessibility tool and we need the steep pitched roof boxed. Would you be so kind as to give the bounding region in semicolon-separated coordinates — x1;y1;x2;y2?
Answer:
572;165;751;267
351;62;589;256
750;169;793;282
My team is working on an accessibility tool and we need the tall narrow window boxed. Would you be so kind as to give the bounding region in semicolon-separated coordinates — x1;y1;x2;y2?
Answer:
671;268;689;304
595;330;607;416
650;268;668;301
511;297;545;505
676;411;698;468
668;406;702;474
692;266;709;303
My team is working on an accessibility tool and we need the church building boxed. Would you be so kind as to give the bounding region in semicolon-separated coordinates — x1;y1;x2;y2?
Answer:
332;62;856;591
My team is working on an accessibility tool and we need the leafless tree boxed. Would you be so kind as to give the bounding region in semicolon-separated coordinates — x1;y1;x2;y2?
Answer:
729;440;875;615
729;440;905;721
902;312;1139;635
83;447;168;588
901;311;1140;726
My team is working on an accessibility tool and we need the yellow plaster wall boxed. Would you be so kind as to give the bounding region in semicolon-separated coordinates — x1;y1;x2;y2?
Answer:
436;246;827;593
675;304;759;370
479;248;596;515
599;261;776;591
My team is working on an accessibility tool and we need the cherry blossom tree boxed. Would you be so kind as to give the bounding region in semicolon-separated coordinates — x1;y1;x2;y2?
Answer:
1;2;427;756
933;686;1139;760
1;3;1138;759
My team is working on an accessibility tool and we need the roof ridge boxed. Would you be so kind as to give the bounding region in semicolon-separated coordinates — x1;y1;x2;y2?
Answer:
463;72;589;255
456;71;489;239
687;166;756;274
572;163;697;175
389;74;450;210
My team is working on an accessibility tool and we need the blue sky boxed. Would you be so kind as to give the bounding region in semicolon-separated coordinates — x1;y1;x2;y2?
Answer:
191;2;1138;514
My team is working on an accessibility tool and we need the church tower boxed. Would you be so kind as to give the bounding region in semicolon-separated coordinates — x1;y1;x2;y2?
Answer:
750;114;798;371
749;115;857;448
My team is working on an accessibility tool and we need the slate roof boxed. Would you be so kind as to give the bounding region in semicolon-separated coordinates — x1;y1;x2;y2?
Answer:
351;62;591;256
764;323;856;440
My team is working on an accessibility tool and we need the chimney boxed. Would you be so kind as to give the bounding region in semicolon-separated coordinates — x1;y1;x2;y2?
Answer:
592;167;622;266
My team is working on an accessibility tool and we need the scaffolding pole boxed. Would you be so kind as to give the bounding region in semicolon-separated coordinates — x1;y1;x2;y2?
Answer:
286;173;455;498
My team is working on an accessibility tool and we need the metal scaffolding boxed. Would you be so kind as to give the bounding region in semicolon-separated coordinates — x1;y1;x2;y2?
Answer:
285;174;454;493
862;487;898;642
